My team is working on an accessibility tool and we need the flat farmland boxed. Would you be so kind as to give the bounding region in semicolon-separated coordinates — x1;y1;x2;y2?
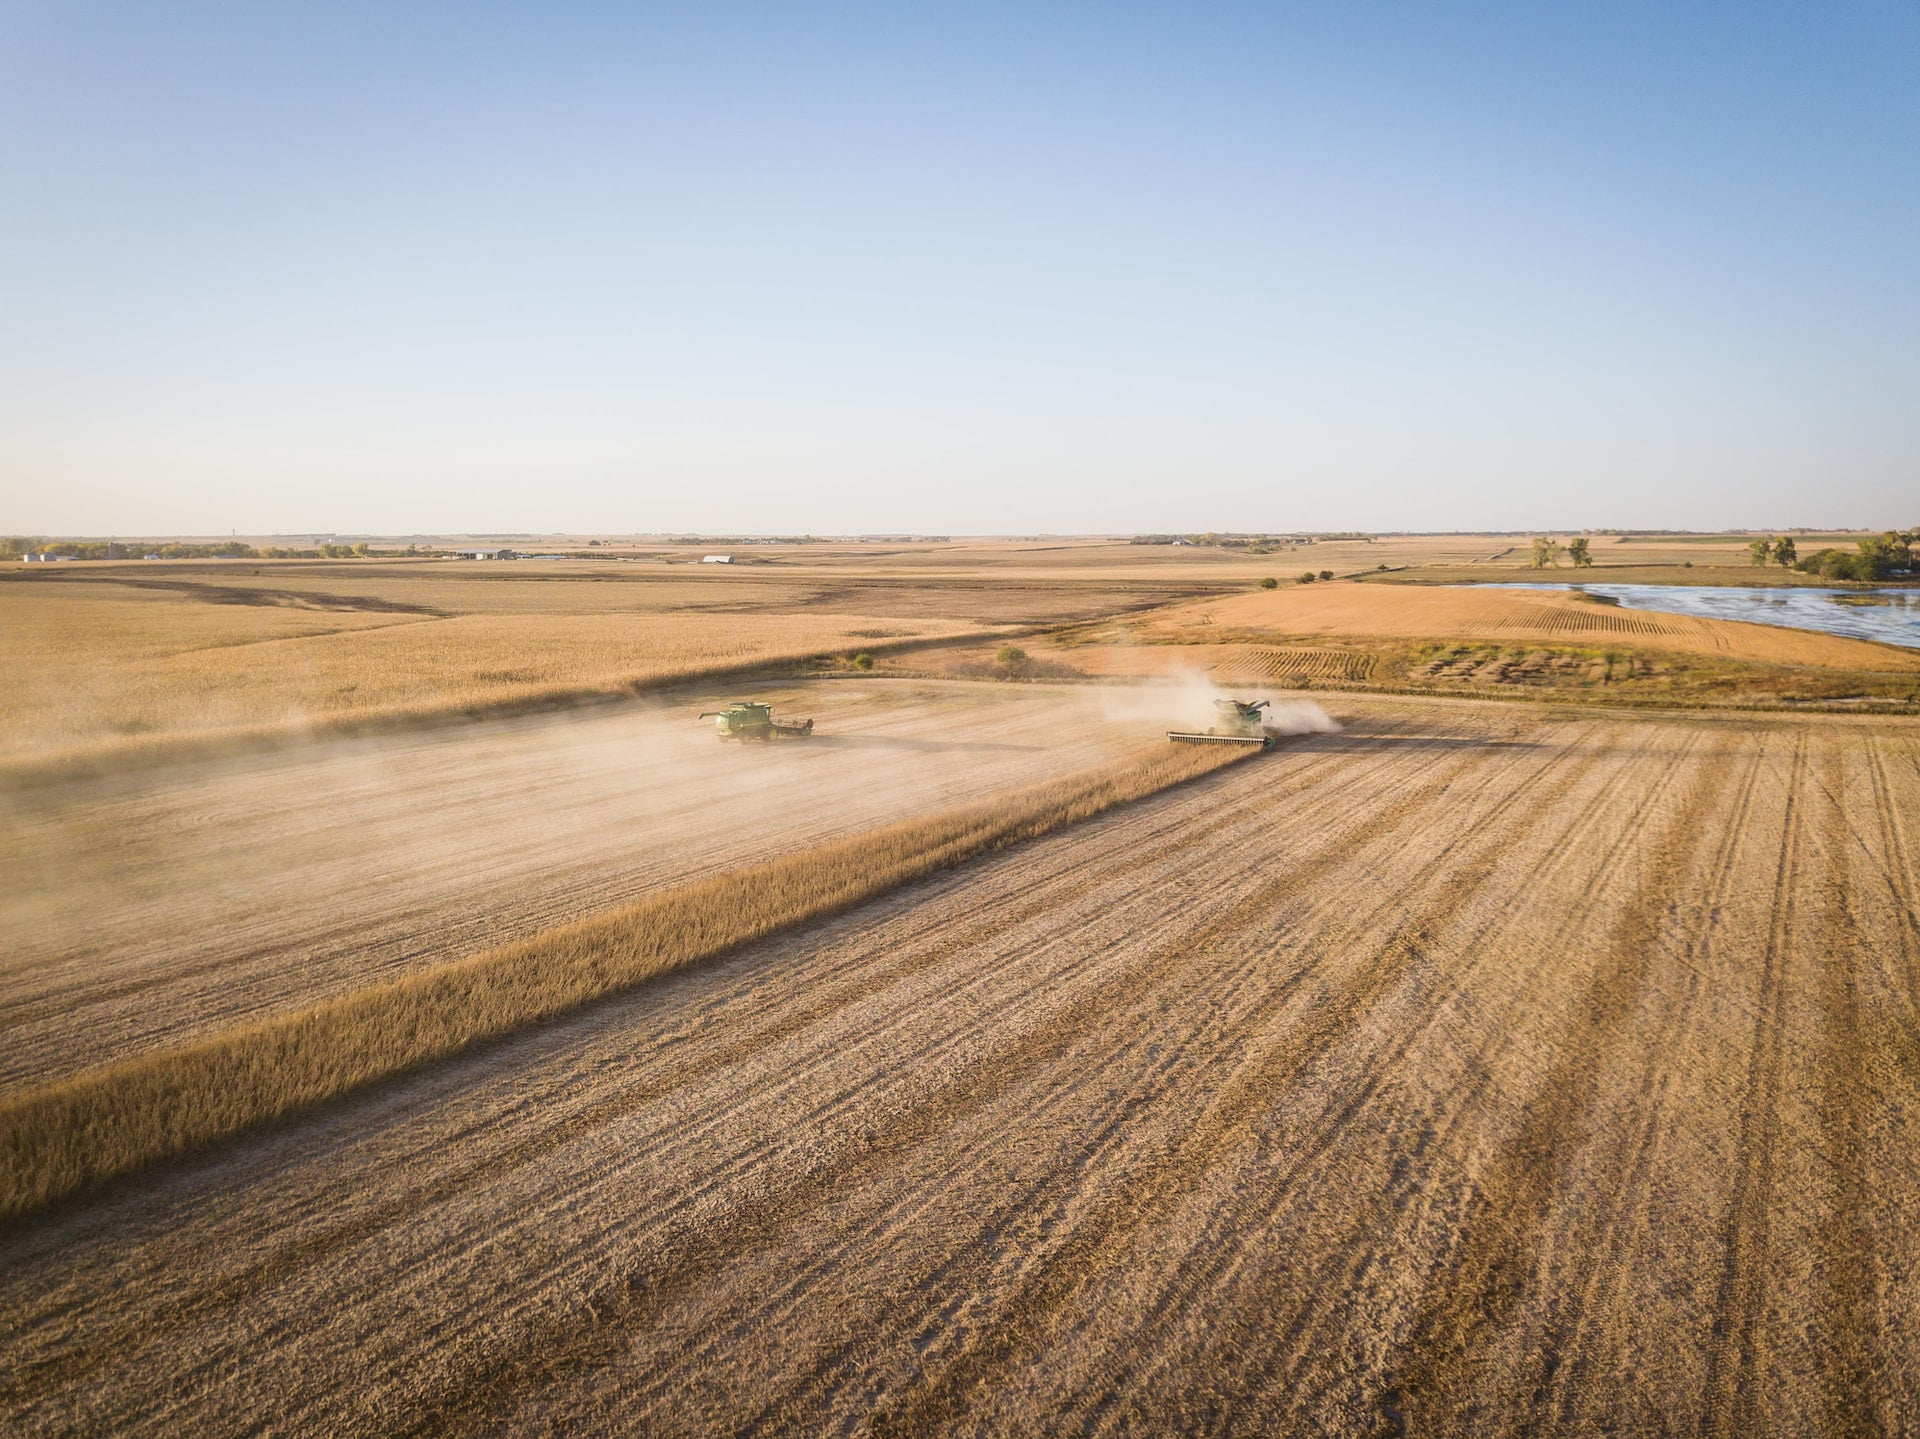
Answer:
0;551;1235;765
4;697;1915;1435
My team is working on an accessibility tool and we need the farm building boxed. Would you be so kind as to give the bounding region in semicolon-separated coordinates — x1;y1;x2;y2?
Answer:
451;547;516;560
701;554;734;564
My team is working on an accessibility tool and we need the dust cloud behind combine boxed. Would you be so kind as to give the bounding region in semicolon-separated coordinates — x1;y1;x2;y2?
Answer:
0;680;1170;1089
1095;669;1341;738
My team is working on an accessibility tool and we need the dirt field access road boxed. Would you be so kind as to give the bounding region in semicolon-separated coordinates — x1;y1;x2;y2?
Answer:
3;697;1916;1435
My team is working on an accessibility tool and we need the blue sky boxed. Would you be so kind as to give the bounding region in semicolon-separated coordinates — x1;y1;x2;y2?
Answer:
3;2;1915;535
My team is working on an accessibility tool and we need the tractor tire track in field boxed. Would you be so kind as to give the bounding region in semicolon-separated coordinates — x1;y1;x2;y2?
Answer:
1260;723;1728;1432
1138;720;1707;1432
439;714;1620;1429
1805;740;1885;1438
0;717;1482;1415
674;735;1503;1408
1086;722;1674;1431
2;702;1918;1436
1863;740;1920;1010
1702;732;1805;1438
379;720;1542;1436
741;724;1607;1435
1534;728;1772;1430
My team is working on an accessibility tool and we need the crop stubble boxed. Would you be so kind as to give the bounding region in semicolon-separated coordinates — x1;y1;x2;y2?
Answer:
1;700;1916;1435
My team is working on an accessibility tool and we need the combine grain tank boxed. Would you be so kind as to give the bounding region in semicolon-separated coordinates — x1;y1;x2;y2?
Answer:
698;701;815;742
1167;698;1274;750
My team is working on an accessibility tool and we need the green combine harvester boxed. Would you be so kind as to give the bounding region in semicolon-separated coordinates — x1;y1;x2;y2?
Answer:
699;700;816;742
1167;698;1274;750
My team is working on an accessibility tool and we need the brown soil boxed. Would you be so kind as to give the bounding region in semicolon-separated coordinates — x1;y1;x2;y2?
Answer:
3;697;1914;1435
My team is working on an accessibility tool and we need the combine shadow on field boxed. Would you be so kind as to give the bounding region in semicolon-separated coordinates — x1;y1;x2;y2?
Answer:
1293;729;1545;752
809;735;1042;754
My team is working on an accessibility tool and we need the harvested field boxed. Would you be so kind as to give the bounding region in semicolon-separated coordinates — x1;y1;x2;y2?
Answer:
0;681;1176;1089
0;736;1242;1219
3;697;1915;1434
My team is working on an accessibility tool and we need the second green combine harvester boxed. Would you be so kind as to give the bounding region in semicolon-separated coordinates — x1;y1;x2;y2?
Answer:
699;700;816;742
1167;698;1275;750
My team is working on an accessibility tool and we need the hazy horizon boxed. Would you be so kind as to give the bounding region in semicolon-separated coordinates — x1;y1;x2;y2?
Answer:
4;3;1916;535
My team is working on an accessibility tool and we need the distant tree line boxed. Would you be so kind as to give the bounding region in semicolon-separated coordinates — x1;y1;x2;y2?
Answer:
1131;532;1374;551
3;538;446;561
3;538;257;559
1749;531;1915;581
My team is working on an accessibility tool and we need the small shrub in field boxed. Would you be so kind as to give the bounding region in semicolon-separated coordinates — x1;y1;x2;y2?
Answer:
1319;570;1334;581
851;652;874;670
1300;572;1317;584
995;645;1032;678
1259;577;1278;590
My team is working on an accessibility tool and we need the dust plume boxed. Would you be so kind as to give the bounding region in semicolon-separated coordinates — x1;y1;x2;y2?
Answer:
0;681;1182;1089
1089;670;1340;737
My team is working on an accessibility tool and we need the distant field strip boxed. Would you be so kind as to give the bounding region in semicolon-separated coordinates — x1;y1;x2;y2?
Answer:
1175;584;1920;669
0;590;986;763
1053;643;1378;684
0;742;1246;1221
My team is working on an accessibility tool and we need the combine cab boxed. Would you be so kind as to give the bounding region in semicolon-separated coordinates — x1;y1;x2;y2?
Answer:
699;700;815;742
1168;698;1274;750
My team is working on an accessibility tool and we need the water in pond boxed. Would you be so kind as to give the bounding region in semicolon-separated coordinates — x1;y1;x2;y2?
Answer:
1476;583;1920;650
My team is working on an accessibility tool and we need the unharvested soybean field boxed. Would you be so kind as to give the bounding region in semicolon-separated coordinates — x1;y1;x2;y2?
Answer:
4;698;1916;1435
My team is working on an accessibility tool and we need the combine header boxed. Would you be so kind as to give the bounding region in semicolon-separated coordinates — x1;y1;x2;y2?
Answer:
1167;698;1275;750
699;700;815;742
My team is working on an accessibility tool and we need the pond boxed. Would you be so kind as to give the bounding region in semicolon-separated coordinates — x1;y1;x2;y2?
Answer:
1476;583;1920;650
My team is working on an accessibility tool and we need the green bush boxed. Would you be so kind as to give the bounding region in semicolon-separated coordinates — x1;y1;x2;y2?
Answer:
851;652;874;670
1259;576;1278;590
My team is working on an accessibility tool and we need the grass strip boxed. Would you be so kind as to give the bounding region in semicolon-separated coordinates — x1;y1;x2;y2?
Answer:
0;742;1250;1223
